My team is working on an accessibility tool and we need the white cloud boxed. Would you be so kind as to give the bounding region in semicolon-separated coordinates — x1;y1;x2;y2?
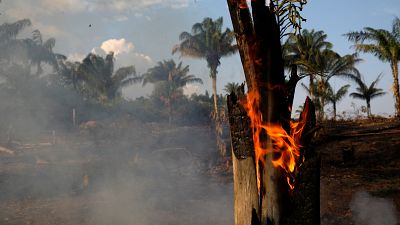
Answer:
100;38;134;56
134;53;153;63
90;38;153;72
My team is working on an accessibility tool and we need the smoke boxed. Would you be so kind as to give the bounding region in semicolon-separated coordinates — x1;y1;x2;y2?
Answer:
350;191;399;225
98;38;134;56
0;1;232;224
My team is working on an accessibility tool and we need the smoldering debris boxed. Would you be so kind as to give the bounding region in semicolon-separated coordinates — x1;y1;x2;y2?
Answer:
350;191;399;225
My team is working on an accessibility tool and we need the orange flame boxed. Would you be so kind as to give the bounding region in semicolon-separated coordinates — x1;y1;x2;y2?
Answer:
242;88;307;191
239;0;248;9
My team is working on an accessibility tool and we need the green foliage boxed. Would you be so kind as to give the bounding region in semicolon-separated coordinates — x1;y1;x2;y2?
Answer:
350;74;386;117
285;29;360;80
173;17;237;75
173;16;237;122
223;82;241;95
345;17;400;116
284;29;332;65
143;59;203;123
272;0;307;38
345;17;400;63
58;52;142;104
285;29;360;120
326;83;350;104
326;83;350;120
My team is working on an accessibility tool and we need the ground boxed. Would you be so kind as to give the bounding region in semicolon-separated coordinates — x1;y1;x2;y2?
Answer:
0;119;399;224
318;119;400;224
0;124;233;225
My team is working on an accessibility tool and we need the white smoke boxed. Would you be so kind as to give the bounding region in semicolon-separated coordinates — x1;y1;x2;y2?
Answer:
350;191;399;225
99;38;134;56
91;38;153;72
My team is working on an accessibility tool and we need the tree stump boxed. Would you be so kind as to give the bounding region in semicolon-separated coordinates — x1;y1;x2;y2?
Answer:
226;0;320;224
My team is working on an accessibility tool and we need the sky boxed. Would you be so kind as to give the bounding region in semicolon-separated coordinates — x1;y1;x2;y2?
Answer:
1;0;400;117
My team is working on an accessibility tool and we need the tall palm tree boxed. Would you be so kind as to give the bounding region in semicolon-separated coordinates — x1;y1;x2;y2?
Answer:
25;29;66;75
57;60;80;89
0;19;31;43
350;74;386;117
75;52;141;103
316;51;359;118
284;29;333;97
0;19;31;63
298;49;360;120
172;17;237;118
326;83;350;120
223;82;240;95
143;59;203;123
345;17;400;117
285;29;360;108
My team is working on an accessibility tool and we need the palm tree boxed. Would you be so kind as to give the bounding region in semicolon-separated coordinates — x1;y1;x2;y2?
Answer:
57;60;80;89
0;19;31;63
25;29;66;75
285;30;360;107
172;17;237;118
0;19;31;43
74;52;141;103
284;29;333;97
0;20;65;75
223;82;240;95
345;17;400;117
143;59;203;123
297;49;360;120
350;74;386;117
301;82;323;116
326;83;350;120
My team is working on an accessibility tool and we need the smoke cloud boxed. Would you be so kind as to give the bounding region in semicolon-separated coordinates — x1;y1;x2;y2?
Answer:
350;191;399;225
99;38;134;56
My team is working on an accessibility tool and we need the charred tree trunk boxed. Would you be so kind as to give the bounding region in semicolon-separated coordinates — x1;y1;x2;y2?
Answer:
227;88;260;225
226;1;320;225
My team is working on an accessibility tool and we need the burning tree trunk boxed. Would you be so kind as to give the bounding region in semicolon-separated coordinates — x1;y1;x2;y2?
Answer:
226;1;320;225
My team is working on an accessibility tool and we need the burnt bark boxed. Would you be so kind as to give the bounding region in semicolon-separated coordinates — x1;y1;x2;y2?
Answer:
227;87;259;225
286;98;320;225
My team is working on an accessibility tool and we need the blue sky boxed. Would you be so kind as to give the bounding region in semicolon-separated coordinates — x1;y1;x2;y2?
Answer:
2;0;400;117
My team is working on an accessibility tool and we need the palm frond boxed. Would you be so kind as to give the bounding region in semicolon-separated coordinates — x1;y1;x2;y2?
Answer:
32;29;43;45
113;66;137;82
393;17;400;41
43;38;56;50
370;91;386;99
0;19;31;42
350;92;366;100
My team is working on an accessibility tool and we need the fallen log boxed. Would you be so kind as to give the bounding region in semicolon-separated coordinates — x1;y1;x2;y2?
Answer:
0;145;15;155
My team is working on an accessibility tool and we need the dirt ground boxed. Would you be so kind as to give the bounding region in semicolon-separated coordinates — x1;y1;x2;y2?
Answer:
318;119;400;225
0;119;399;224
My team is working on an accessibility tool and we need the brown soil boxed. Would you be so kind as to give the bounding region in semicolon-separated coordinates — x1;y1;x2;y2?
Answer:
318;119;400;225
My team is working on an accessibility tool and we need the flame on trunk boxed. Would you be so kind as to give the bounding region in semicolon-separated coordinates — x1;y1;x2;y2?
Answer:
241;87;308;191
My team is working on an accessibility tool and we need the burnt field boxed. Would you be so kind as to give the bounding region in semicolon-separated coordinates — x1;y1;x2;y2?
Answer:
0;119;399;225
0;123;233;225
319;119;400;225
